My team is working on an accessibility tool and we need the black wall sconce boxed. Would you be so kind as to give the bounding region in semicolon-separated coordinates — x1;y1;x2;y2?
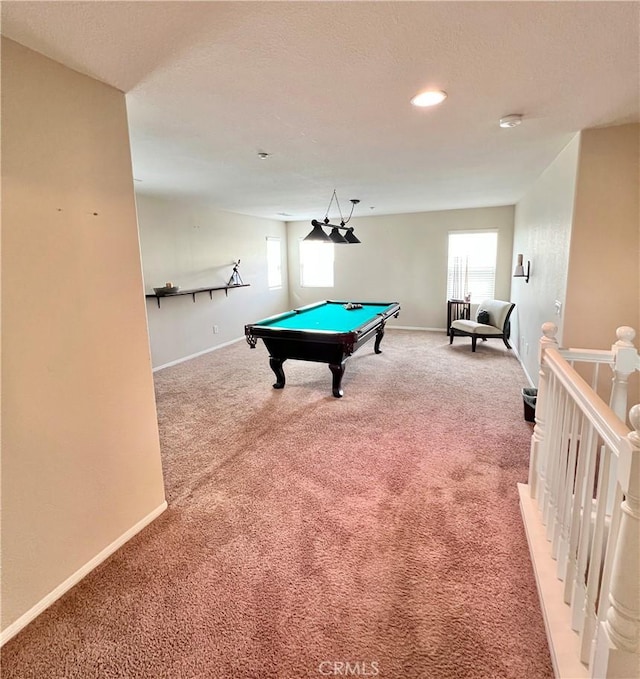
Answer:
303;191;361;244
513;253;530;283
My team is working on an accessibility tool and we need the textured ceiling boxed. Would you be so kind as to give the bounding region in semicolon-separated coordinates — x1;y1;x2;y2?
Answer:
2;1;639;221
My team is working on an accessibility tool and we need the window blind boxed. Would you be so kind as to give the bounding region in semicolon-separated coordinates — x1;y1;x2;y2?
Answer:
447;231;498;301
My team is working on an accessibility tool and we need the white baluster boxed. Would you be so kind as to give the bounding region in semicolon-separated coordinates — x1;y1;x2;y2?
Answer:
580;443;612;664
610;327;639;422
556;406;582;582
531;322;559;500
607;327;638;516
564;415;592;606
591;405;640;678
551;391;572;551
572;425;600;634
545;382;567;533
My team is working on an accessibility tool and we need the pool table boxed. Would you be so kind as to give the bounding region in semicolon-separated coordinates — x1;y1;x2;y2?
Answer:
245;300;401;397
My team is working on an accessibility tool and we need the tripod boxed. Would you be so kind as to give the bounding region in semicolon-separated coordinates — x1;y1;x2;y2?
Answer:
227;260;244;286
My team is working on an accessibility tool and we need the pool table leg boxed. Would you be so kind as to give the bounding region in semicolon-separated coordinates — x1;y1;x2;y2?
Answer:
374;323;386;354
329;362;345;398
269;357;286;389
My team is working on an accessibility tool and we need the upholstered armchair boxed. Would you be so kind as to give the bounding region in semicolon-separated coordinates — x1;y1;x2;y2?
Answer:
449;299;515;352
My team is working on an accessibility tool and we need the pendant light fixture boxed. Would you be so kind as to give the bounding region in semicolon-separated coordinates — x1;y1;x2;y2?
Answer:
303;220;333;242
303;191;361;244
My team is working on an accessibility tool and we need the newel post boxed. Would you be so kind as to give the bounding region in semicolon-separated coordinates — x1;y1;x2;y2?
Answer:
591;404;640;678
610;327;639;423
529;322;559;500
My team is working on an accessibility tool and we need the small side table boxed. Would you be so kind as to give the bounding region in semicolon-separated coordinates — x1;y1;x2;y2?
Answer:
447;299;471;336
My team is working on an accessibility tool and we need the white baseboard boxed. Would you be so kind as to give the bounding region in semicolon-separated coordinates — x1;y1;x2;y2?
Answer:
153;337;244;372
513;345;536;387
391;325;447;332
517;484;589;679
0;500;168;647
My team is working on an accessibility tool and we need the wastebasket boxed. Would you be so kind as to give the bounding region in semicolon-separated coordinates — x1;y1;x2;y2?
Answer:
522;387;538;422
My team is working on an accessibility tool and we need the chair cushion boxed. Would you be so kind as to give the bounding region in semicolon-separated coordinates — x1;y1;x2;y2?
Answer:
477;299;513;330
450;319;503;336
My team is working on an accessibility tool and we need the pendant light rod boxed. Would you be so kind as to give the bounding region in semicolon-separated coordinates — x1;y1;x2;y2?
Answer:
303;194;362;243
343;198;360;225
311;219;353;231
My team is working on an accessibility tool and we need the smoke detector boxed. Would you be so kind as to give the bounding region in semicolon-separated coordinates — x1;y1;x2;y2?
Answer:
499;114;523;128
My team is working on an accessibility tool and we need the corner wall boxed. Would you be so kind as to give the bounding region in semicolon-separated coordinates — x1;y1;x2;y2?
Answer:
1;39;166;635
136;195;289;368
564;124;639;349
287;206;515;329
566;123;640;405
513;124;639;405
511;134;580;383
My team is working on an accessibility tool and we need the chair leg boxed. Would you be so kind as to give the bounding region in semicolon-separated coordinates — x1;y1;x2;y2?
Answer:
503;336;512;349
449;330;454;345
472;336;477;352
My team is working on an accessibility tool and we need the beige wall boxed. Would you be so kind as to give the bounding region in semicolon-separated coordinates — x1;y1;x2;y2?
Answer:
566;124;640;406
137;195;289;368
511;134;580;382
1;39;166;633
564;124;640;349
512;124;639;406
287;206;515;329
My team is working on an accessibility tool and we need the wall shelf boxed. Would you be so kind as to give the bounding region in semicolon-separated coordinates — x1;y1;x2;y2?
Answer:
145;284;250;308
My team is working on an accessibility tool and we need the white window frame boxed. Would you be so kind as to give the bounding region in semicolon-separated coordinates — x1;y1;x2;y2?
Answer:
299;240;334;288
266;237;282;289
447;231;498;301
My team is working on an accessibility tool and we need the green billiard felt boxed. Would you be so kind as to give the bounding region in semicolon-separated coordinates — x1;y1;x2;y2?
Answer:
260;302;393;333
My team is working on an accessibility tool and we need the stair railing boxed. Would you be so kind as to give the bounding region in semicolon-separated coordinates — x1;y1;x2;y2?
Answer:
519;323;639;679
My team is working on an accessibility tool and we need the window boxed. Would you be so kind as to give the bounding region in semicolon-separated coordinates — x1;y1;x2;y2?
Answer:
300;241;334;287
266;237;282;288
447;231;498;301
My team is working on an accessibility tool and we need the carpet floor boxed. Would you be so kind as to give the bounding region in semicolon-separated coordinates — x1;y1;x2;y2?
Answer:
1;330;554;678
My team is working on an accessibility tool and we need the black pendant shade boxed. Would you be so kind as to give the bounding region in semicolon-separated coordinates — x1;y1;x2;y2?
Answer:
303;194;362;244
303;220;333;242
329;227;349;244
344;228;361;244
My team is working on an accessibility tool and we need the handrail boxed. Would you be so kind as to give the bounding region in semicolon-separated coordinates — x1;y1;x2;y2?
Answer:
559;348;615;364
544;347;630;452
520;322;639;679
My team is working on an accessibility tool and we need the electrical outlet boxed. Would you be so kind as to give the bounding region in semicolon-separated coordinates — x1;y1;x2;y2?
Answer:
554;300;562;316
213;325;219;334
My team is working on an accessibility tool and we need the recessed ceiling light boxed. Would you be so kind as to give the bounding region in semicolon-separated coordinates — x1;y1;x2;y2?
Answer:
410;90;447;107
499;114;523;128
257;152;270;159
